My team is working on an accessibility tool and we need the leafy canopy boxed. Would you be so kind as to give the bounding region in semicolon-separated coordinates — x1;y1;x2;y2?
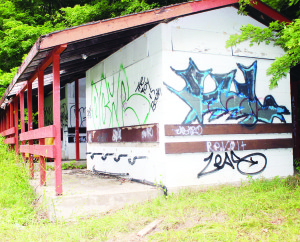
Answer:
227;0;300;88
1;0;295;95
0;0;187;97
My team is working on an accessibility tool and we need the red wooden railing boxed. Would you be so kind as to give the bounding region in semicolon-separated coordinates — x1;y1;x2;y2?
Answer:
0;44;66;196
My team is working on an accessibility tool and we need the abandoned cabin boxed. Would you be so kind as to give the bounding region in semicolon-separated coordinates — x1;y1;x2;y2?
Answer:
0;0;297;195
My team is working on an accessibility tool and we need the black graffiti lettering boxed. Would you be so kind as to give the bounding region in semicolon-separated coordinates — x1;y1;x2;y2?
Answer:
128;156;147;165
89;152;148;166
114;154;128;162
44;106;53;125
70;105;86;128
197;153;213;177
231;151;267;175
101;153;114;161
197;151;267;178
60;103;68;128
136;77;161;112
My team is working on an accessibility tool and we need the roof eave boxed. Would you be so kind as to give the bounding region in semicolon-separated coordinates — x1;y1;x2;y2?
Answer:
0;0;291;109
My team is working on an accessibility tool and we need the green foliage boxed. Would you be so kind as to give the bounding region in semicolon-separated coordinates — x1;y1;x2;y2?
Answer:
295;158;300;173
47;161;86;170
0;137;36;228
52;0;157;28
1;173;300;241
0;0;188;93
227;0;300;88
0;139;298;240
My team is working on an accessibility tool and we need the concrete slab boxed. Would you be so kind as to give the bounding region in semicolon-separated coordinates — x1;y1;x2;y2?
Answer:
30;162;163;221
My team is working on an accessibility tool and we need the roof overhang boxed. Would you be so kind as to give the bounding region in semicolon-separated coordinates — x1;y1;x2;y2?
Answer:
0;0;291;108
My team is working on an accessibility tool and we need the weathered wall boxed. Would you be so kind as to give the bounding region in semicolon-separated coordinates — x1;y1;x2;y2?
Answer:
161;7;293;187
86;6;293;187
67;78;87;160
44;78;87;160
86;25;164;181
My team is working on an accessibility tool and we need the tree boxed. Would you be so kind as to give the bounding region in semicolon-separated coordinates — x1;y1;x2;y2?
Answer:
0;0;188;97
226;0;300;88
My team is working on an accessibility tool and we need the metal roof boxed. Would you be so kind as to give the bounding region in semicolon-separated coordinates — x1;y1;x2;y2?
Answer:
0;0;291;108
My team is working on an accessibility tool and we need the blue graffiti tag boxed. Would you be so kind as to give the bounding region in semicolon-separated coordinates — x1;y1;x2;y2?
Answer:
164;58;290;126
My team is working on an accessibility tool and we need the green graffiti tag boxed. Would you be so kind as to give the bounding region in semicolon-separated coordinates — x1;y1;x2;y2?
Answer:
90;64;151;129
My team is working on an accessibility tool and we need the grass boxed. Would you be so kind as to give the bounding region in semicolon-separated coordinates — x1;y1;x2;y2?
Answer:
0;137;36;231
46;161;87;170
1;136;300;241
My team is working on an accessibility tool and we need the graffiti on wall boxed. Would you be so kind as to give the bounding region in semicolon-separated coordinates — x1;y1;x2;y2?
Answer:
197;151;267;178
61;103;68;128
90;65;151;129
135;77;161;111
174;125;203;136
69;105;86;127
141;127;153;140
164;58;290;126
44;103;68;128
44;106;53;126
112;128;122;142
89;152;147;165
206;140;246;152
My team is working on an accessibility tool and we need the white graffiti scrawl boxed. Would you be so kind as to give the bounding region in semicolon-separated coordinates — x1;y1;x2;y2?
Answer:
112;128;122;142
174;125;203;136
141;127;153;139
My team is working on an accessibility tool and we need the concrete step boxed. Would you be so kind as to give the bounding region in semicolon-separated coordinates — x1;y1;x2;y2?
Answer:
30;168;163;221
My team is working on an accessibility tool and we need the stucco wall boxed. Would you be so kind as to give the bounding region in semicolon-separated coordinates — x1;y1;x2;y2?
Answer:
86;6;293;187
161;7;293;187
44;78;87;160
66;78;87;160
86;24;164;181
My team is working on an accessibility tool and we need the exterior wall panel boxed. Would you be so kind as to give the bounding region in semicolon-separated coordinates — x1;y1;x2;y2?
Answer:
85;6;293;188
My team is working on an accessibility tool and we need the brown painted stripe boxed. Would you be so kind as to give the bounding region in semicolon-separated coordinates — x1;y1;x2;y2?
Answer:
87;123;158;143
165;138;293;154
165;123;293;136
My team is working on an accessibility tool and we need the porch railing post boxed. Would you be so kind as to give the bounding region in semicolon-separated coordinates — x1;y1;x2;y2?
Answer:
9;102;13;150
75;78;80;161
27;81;34;178
14;97;19;160
20;91;26;162
38;70;46;185
6;107;9;131
53;53;62;195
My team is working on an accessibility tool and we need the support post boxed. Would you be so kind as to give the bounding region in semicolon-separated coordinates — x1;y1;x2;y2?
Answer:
1;113;3;132
53;53;62;195
38;70;46;185
75;78;80;161
27;81;34;178
6;107;9;130
9;103;14;150
20;91;26;162
14;97;19;160
0;114;2;132
10;102;13;128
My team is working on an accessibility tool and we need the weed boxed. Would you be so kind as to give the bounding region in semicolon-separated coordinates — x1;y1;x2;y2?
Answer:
295;158;300;173
1;135;300;241
47;161;86;170
0;137;36;228
284;175;300;189
61;161;86;170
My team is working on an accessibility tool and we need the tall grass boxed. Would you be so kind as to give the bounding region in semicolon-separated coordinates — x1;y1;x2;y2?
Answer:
0;135;299;241
0;137;36;231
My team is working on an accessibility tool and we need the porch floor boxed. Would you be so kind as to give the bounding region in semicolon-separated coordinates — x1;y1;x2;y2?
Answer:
30;160;163;221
